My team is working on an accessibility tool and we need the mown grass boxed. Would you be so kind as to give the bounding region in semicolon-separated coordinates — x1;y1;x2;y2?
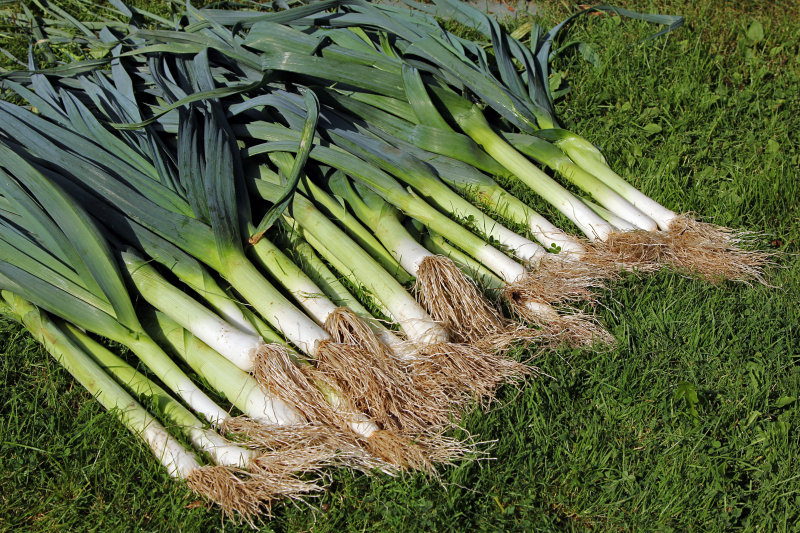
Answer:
1;0;799;531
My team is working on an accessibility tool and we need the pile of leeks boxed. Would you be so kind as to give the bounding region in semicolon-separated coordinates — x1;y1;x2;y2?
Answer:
0;0;770;522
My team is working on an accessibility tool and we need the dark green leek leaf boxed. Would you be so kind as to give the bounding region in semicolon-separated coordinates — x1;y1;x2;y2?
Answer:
401;64;452;131
108;74;267;130
0;228;113;315
0;263;131;342
250;90;319;244
177;107;210;224
0;143;139;330
0;102;193;217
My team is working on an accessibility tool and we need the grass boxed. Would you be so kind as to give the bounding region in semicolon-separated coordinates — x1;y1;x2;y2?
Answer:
1;0;799;531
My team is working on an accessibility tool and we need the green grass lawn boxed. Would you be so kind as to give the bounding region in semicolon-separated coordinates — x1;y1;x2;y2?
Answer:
1;1;799;531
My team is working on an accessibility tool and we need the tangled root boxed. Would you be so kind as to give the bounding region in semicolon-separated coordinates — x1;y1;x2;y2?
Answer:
184;431;469;521
325;307;388;360
580;215;772;283
253;344;344;427
364;429;470;474
504;293;614;349
663;215;772;284
222;417;345;450
221;418;469;474
415;256;506;344
315;340;450;433
416;255;556;354
186;466;262;525
186;465;323;525
364;429;432;472
250;446;338;477
582;230;668;274
221;417;391;474
540;312;616;349
407;342;532;408
508;253;612;308
462;321;552;355
502;256;612;349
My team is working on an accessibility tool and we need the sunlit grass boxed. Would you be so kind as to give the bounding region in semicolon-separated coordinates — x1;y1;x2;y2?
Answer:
0;1;798;531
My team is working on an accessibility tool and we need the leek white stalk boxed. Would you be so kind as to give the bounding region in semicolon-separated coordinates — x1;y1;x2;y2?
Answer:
402;194;528;283
450;107;616;240
502;131;660;232
274;226;415;359
135;229;259;335
334;176;564;328
330;175;438;278
250;154;447;344
123;250;264;372
423;230;505;291
112;334;233;425
145;310;305;427
542;150;657;231
437;191;546;264
276;224;397;317
477;190;583;253
268;149;569;331
250;238;339;326
555;135;679;230
338;145;548;265
61;319;255;468
288;229;395;322
2;291;203;478
581;197;638;231
198;288;258;336
222;254;331;358
285;195;449;346
252;235;412;358
417;160;586;255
